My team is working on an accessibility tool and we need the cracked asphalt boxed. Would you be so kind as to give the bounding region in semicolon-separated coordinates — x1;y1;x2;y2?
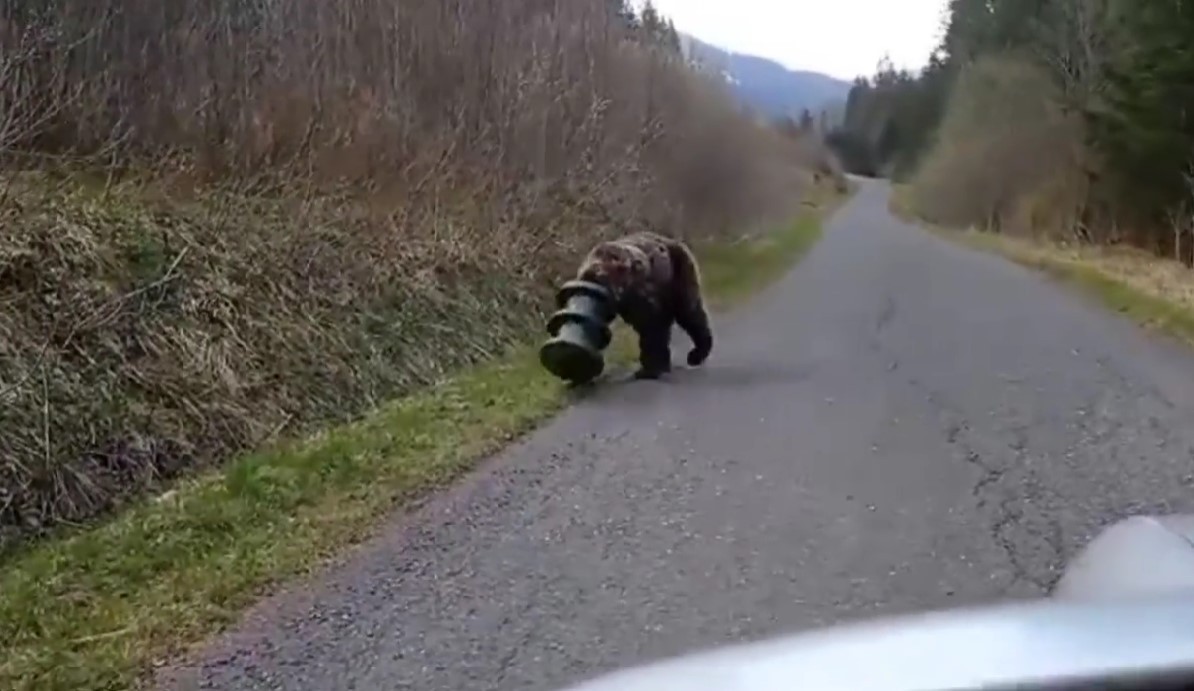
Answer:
160;179;1194;691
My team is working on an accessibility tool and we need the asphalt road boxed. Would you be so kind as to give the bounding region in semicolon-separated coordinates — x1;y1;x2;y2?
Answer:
160;179;1194;691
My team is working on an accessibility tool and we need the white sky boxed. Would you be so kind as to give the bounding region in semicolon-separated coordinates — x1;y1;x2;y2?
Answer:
643;0;950;81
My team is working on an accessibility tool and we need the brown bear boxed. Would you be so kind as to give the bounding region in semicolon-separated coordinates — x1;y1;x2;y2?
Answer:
575;231;714;380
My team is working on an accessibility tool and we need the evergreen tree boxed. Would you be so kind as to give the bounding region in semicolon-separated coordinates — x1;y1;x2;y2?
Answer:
606;0;638;29
637;1;682;55
1090;0;1194;220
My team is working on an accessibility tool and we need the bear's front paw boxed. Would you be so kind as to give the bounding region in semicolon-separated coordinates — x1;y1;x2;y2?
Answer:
687;347;710;367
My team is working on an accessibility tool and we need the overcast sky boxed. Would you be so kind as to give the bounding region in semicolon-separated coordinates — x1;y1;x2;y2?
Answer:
643;0;950;81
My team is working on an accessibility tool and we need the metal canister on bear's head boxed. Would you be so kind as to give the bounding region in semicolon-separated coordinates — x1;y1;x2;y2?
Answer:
539;280;616;384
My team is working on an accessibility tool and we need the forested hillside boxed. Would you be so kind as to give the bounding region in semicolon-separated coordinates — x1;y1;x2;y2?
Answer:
0;0;839;549
680;35;853;119
829;0;1194;261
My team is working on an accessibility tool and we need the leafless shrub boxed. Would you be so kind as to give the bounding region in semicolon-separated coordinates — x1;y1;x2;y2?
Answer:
0;0;822;548
909;54;1087;239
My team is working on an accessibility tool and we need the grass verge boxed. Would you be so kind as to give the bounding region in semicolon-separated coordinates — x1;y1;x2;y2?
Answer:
897;185;1194;347
888;182;917;223
697;186;850;309
697;216;824;308
0;195;848;691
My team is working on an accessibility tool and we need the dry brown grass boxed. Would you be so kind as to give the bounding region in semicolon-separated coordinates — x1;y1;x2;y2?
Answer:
0;173;558;548
0;0;838;550
921;224;1194;353
964;231;1194;312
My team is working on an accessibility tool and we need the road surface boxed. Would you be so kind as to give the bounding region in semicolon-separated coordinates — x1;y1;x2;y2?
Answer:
161;179;1194;690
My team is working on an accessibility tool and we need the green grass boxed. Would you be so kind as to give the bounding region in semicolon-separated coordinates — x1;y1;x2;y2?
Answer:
696;214;825;308
0;198;846;691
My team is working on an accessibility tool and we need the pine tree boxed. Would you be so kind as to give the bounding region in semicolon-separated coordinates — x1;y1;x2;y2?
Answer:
606;0;637;29
636;1;681;55
1091;0;1194;220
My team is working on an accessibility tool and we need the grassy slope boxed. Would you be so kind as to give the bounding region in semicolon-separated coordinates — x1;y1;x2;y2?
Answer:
0;190;849;691
892;184;1194;348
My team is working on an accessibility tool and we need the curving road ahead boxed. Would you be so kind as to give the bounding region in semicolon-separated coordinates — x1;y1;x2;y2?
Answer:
161;179;1194;691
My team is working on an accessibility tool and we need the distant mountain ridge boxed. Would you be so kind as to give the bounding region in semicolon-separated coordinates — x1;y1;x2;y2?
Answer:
679;34;852;120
